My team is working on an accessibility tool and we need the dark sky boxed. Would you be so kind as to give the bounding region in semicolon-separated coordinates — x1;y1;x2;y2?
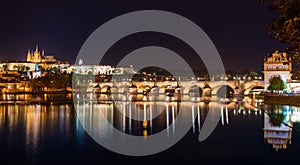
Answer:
0;0;288;71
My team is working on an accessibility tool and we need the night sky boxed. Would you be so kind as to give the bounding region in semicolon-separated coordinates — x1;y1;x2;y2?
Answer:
0;0;288;71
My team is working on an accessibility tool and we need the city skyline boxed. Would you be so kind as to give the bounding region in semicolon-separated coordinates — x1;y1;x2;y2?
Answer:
0;0;288;71
1;0;300;163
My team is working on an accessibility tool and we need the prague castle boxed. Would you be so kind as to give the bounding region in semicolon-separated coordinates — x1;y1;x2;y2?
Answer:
0;45;69;79
27;45;57;63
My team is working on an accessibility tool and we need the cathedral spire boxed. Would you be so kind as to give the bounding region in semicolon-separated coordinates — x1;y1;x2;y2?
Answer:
27;49;32;62
35;45;39;53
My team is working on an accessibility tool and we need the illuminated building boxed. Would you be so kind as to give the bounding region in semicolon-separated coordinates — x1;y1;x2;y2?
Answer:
70;59;136;75
0;45;71;93
26;45;70;71
291;107;300;123
70;64;113;75
27;45;56;63
264;50;292;90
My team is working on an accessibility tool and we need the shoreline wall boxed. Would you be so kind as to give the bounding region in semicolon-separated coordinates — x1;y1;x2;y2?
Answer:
264;95;300;106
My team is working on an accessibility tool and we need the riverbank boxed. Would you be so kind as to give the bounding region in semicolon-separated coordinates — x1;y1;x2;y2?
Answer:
264;95;300;106
1;90;72;94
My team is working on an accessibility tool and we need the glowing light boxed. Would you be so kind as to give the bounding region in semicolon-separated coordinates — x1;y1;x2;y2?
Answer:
143;129;148;138
143;120;148;128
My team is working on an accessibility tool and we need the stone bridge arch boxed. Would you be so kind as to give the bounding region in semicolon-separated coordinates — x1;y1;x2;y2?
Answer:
150;85;159;94
243;81;264;91
138;85;151;94
110;85;118;94
117;85;130;93
244;85;264;96
159;85;174;94
182;84;202;96
100;85;111;94
212;85;234;98
202;84;212;96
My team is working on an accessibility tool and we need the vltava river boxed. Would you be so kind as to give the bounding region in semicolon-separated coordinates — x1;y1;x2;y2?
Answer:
0;94;300;164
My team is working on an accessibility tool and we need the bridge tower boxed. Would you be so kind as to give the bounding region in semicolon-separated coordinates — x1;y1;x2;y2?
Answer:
263;50;292;90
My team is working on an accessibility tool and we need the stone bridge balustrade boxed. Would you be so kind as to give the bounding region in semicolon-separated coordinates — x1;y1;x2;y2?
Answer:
87;80;264;96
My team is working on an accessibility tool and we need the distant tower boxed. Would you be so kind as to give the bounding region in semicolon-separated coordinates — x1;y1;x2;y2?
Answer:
33;45;41;62
78;59;83;65
264;50;292;90
27;49;32;62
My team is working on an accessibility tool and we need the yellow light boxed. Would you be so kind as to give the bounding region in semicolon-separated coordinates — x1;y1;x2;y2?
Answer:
143;129;148;137
142;120;147;128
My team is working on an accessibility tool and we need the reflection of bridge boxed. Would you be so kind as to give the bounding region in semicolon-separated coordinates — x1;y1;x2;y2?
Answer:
75;99;263;138
93;80;264;96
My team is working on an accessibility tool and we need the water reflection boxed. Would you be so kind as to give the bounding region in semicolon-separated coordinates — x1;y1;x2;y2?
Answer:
74;100;262;139
74;99;300;152
0;104;73;162
1;98;300;161
263;104;300;151
0;93;72;103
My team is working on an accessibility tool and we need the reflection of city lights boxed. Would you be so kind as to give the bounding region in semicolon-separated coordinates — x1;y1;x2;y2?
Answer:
165;96;171;101
143;120;148;128
291;108;300;122
143;129;147;138
142;96;147;101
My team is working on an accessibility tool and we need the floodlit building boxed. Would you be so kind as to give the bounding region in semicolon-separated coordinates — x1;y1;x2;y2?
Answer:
264;50;292;90
71;59;136;75
27;45;57;63
0;45;70;81
0;62;36;72
71;64;113;75
26;45;70;71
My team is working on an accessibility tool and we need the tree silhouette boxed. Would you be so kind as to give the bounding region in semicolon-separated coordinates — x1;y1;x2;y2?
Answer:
269;111;285;127
260;0;300;69
267;76;286;91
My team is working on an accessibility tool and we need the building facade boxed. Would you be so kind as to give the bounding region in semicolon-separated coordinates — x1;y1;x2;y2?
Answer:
264;50;292;90
27;45;57;63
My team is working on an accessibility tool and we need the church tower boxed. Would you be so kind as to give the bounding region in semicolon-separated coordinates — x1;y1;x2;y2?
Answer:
33;45;41;62
27;49;32;62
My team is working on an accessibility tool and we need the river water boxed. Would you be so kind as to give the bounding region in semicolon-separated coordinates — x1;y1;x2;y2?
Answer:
0;94;300;164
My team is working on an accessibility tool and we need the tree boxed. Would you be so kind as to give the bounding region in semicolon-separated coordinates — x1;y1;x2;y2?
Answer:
261;0;300;68
261;0;300;49
14;64;26;73
267;76;286;91
2;65;8;72
269;109;285;127
30;78;42;93
25;66;30;71
268;105;286;126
